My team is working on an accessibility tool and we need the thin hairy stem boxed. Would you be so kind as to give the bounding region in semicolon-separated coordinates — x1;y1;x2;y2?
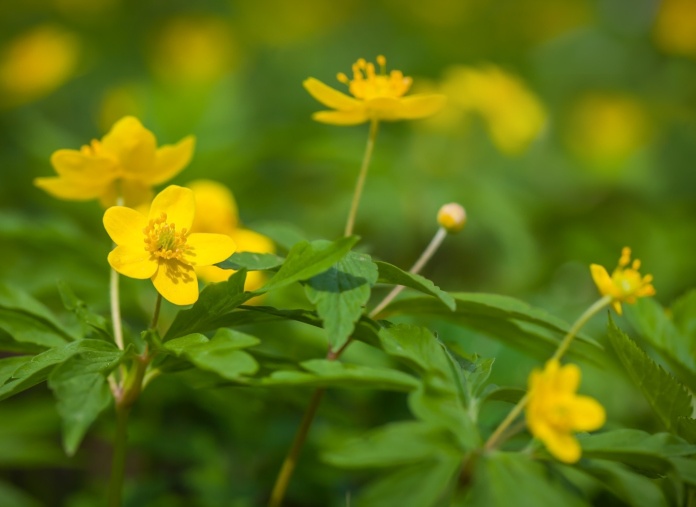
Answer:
344;118;379;237
107;405;130;507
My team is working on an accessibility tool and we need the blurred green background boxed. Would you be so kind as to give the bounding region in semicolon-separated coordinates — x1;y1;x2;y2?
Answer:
1;0;695;505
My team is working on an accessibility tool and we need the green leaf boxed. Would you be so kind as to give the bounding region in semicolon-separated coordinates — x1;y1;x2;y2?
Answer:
0;309;69;349
607;317;694;439
356;457;460;507
0;283;76;339
217;251;285;271
57;280;110;339
324;421;460;469
383;293;604;364
671;289;696;342
163;328;259;381
625;298;696;391
461;452;587;507
0;480;42;507
258;237;359;293
262;359;419;391
374;261;456;311
0;356;30;386
576;459;668;507
305;251;378;351
480;386;526;405
671;457;696;487
164;269;252;340
47;341;123;455
0;340;117;401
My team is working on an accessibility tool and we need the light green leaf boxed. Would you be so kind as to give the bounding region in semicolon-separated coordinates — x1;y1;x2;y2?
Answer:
0;356;30;386
164;269;252;340
217;251;285;271
305;251;378;351
262;359;419;391
460;452;587;507
576;459;668;507
163;328;259;381
47;342;123;455
374;261;456;311
607;317;694;439
258;237;358;293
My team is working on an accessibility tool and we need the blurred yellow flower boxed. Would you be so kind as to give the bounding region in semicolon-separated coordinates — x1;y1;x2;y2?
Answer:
0;25;80;107
304;55;446;125
654;0;696;57
565;94;650;172
591;247;655;315
150;16;238;85
35;116;195;208
439;65;547;155
526;359;605;464
187;180;275;292
103;185;236;306
98;84;144;134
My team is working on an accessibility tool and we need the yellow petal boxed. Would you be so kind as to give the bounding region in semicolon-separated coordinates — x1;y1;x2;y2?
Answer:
101;116;157;176
556;363;581;393
569;396;606;431
50;149;117;182
398;94;447;120
364;97;403;120
590;264;614;298
184;233;236;266
146;135;196;185
103;206;148;247
230;228;275;254
149;185;195;230
34;176;107;201
541;430;582;463
195;265;233;283
188;179;239;233
612;300;623;315
303;77;361;110
151;260;199;305
108;245;157;279
312;109;369;126
118;179;155;208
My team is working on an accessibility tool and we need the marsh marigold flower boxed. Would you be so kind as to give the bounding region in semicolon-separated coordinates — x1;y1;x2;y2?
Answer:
526;359;605;463
303;55;446;125
590;247;655;315
187;180;275;291
103;185;235;305
35;116;195;208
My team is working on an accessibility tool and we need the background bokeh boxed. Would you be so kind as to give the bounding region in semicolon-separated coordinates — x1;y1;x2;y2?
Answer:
1;0;695;505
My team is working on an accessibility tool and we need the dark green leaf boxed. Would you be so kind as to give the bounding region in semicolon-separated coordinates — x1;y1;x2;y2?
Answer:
305;251;378;351
0;283;76;339
0;309;69;349
258;237;359;293
374;261;456;312
261;359;419;391
607;317;694;438
480;386;526;405
0;480;43;507
217;251;285;271
57;280;110;339
47;342;122;455
164;269;252;340
576;459;668;507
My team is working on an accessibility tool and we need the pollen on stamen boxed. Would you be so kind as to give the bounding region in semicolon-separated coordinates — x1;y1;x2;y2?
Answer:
337;72;349;84
377;55;386;72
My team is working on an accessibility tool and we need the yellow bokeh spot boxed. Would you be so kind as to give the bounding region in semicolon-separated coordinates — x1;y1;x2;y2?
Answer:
98;84;143;134
654;0;696;57
0;25;80;107
150;16;238;85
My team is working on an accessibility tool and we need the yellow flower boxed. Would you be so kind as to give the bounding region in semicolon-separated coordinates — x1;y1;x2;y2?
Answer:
526;359;605;463
590;247;656;315
35;116;195;208
103;185;235;306
303;55;446;125
654;0;696;58
187;180;275;292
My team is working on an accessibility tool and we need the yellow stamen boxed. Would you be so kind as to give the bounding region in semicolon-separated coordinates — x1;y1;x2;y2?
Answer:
143;212;190;261
338;56;413;101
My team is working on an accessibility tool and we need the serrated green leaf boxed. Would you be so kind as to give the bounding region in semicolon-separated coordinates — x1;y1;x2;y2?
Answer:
0;340;117;401
262;359;419;391
47;342;123;455
625;298;696;391
460;452;587;507
576;459;668;507
378;324;453;377
217;251;285;271
383;293;604;364
374;261;455;311
259;237;358;293
324;421;460;469
356;457;460;507
164;269;252;340
607;317;694;438
305;251;378;351
57;280;110;339
163;328;259;380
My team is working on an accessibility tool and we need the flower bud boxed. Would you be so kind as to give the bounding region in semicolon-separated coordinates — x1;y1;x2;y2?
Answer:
437;203;466;233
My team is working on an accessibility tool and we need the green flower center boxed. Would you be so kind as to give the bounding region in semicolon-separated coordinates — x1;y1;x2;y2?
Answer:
143;212;189;261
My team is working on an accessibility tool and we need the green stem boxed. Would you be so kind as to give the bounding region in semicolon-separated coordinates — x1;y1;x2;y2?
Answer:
150;293;163;331
107;405;130;507
268;388;326;507
483;295;612;452
344;118;379;237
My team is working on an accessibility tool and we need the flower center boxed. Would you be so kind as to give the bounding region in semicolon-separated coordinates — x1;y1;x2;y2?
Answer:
611;247;654;299
143;212;189;261
337;56;413;101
